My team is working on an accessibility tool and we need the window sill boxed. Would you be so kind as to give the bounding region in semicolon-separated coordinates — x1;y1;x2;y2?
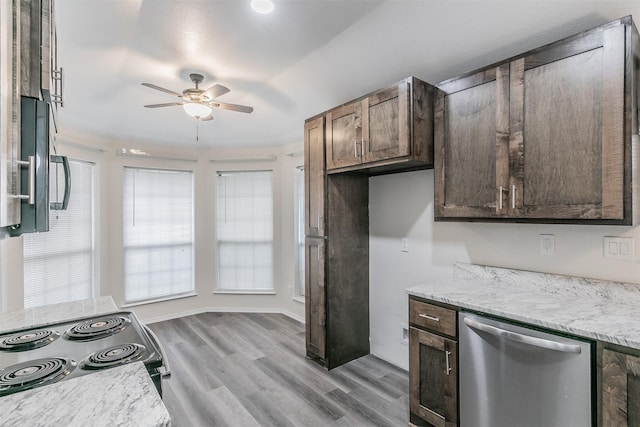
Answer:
213;290;276;295
122;292;198;308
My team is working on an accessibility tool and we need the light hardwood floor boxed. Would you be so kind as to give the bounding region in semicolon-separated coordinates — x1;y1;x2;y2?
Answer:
148;312;409;427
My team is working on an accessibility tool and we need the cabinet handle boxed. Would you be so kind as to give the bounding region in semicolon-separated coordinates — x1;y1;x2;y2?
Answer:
445;350;452;375
418;313;440;322
499;186;504;210
361;137;365;157
354;140;358;158
13;156;36;205
512;185;516;209
51;67;64;107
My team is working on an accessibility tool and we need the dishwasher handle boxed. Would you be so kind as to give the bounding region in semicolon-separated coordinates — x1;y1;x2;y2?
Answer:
463;317;582;354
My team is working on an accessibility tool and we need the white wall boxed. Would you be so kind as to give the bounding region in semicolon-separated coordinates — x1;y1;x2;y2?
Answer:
369;170;640;370
0;130;305;324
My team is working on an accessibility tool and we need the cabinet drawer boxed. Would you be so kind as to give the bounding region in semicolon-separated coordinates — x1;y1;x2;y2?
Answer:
409;299;456;337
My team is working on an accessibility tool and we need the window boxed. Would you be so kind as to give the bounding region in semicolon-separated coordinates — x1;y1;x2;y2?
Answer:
123;167;194;303
216;170;273;292
293;166;305;299
23;159;95;308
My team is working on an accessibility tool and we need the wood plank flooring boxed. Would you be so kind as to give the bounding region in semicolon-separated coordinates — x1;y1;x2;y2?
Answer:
148;312;409;427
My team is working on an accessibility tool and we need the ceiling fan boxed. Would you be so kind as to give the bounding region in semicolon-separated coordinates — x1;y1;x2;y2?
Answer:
141;73;253;121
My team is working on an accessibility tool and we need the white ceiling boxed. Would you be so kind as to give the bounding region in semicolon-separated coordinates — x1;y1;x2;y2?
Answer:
56;0;640;148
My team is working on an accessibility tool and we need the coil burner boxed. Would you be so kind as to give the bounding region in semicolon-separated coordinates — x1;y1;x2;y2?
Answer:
0;329;60;352
80;343;147;370
64;316;131;341
0;357;76;396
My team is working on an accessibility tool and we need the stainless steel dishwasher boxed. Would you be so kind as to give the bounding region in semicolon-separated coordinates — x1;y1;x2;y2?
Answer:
459;311;593;427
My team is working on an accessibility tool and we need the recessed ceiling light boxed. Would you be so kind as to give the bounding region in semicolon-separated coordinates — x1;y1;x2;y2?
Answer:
251;0;274;14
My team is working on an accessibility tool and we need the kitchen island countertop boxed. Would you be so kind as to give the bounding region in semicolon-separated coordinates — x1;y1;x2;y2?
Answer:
0;297;171;426
0;296;119;333
0;361;171;426
407;263;640;350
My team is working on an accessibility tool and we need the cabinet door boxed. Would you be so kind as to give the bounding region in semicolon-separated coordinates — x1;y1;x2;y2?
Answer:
362;80;410;163
1;0;21;227
602;349;640;426
513;23;626;220
304;116;325;236
305;237;326;361
409;327;457;427
434;65;511;219
325;102;362;170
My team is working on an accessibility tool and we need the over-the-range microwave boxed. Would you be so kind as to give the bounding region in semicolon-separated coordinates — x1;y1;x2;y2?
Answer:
9;96;69;236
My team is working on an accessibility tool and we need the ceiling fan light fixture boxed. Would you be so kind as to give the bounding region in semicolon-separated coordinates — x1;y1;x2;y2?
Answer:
251;0;274;14
183;102;212;119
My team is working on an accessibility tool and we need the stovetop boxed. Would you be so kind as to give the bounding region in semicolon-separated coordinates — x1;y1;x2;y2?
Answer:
0;311;162;397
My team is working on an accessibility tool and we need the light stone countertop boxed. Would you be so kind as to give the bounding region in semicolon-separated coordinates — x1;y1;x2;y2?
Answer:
0;362;171;427
407;263;640;350
0;296;119;333
0;297;171;427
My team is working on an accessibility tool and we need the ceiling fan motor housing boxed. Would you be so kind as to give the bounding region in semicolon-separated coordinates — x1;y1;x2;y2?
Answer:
189;73;204;87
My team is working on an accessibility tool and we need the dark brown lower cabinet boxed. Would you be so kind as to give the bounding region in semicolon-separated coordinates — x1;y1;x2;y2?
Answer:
602;348;640;426
409;327;458;427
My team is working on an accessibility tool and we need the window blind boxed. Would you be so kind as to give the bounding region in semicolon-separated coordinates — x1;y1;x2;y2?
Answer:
216;170;273;291
123;167;194;303
23;159;95;308
294;166;305;298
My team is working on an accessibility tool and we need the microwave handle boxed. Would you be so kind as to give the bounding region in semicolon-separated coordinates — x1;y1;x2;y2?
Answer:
14;156;36;204
50;155;71;210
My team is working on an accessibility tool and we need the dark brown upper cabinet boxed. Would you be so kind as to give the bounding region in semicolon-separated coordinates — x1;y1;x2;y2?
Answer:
435;16;640;224
325;76;434;175
21;0;62;134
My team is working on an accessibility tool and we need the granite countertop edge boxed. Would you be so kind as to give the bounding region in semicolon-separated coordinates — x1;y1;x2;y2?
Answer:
407;271;640;351
0;362;171;426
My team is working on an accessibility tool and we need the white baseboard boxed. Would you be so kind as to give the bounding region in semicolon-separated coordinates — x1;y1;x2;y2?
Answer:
143;306;305;325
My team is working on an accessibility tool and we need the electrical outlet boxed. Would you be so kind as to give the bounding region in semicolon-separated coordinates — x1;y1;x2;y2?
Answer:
540;234;555;255
604;237;635;261
401;323;409;345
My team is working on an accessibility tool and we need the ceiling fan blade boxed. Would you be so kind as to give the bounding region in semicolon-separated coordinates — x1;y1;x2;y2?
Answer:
201;114;214;121
144;102;184;108
141;83;182;97
204;83;230;99
211;102;254;113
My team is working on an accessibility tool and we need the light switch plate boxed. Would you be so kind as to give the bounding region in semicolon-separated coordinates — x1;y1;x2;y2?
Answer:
401;238;409;252
604;237;635;261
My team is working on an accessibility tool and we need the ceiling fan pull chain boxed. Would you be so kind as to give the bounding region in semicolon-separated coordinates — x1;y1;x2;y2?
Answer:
196;119;199;142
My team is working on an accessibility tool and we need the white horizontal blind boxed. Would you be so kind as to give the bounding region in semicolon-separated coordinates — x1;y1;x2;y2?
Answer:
23;159;95;308
294;166;305;298
217;170;273;291
123;167;194;303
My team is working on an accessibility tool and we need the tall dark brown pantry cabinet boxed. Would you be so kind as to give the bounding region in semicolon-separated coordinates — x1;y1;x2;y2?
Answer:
304;116;327;361
303;117;370;370
435;16;640;224
304;76;435;370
